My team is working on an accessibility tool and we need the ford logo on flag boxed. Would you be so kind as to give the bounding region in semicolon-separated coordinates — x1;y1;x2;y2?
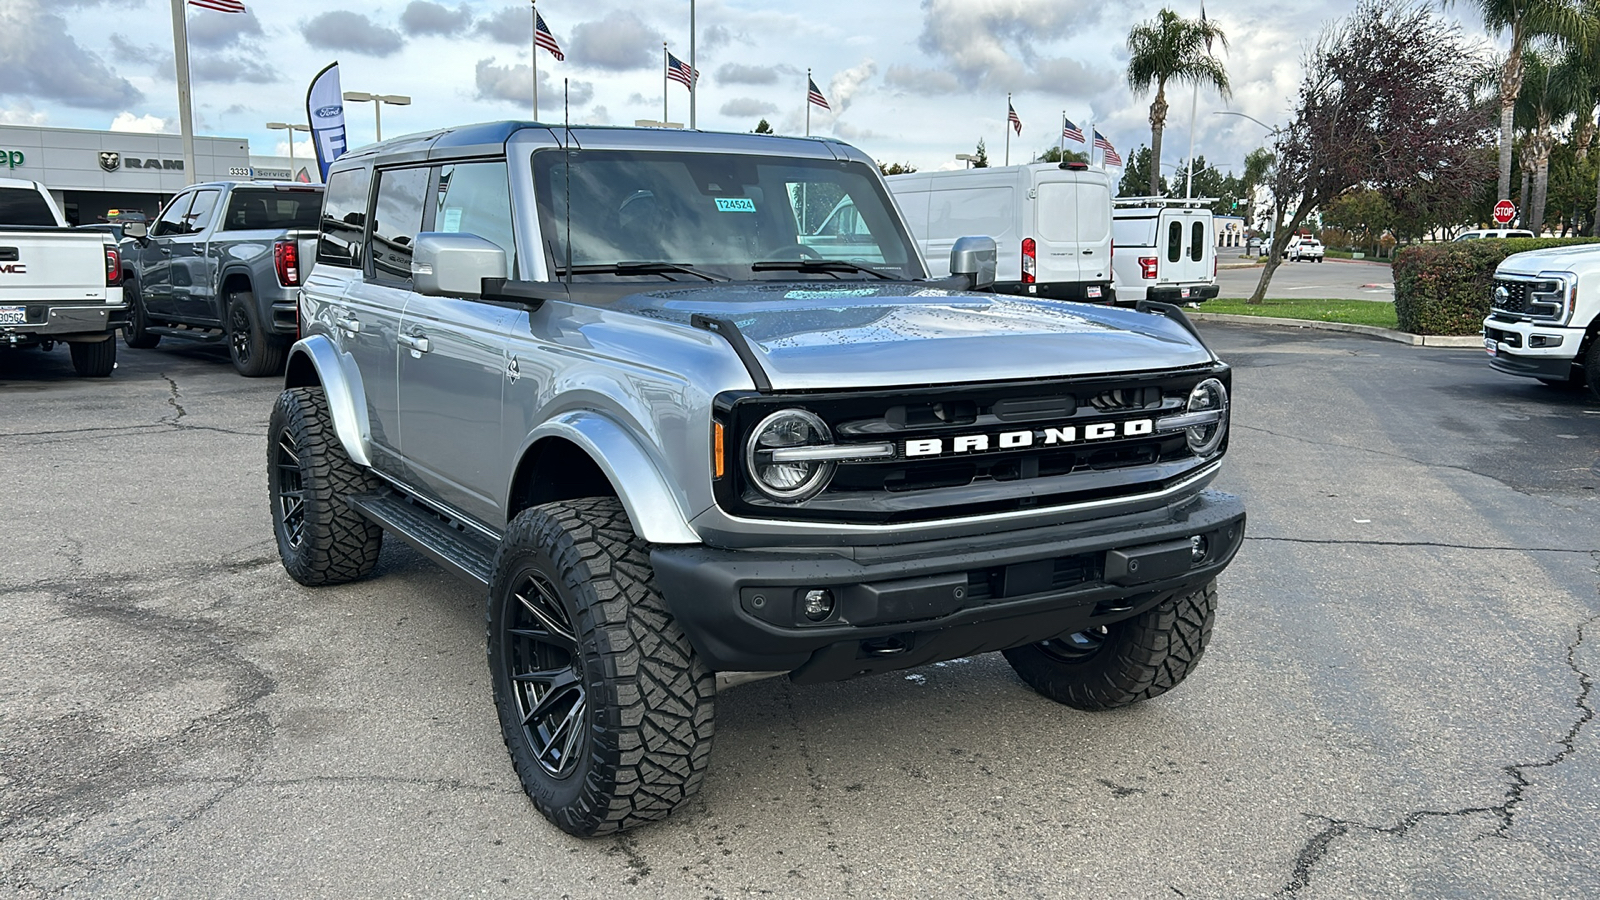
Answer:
314;105;343;118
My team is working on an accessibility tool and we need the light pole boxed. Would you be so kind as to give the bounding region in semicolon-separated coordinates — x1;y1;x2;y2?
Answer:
265;122;310;177
956;153;978;169
342;92;411;143
1212;110;1281;137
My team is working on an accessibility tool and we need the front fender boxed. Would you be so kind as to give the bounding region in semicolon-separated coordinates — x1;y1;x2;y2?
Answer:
526;411;701;545
286;334;372;468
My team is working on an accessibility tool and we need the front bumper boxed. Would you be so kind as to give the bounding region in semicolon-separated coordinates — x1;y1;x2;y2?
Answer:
651;489;1244;683
1482;317;1583;380
0;302;127;343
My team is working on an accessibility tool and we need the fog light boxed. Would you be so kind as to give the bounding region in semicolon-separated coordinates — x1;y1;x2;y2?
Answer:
802;589;835;621
1190;535;1209;564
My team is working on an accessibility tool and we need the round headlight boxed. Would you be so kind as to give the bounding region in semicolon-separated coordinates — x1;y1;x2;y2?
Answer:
1185;378;1229;457
745;409;835;501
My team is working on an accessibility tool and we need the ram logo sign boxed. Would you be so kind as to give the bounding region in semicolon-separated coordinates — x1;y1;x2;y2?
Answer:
99;152;120;172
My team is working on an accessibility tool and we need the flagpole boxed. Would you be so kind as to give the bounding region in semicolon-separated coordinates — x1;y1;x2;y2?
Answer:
1005;93;1011;166
806;69;812;137
1184;80;1198;199
531;1;540;120
663;44;669;124
689;0;697;129
1060;111;1066;161
1090;119;1097;169
168;0;197;186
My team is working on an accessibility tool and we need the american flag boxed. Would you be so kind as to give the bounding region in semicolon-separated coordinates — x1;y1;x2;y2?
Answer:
189;0;246;12
1094;130;1122;166
535;10;564;61
807;78;830;110
667;52;698;90
1007;103;1022;135
1062;116;1084;143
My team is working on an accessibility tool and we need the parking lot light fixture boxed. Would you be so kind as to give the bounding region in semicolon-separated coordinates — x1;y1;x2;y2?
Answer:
265;122;310;173
342;92;412;143
955;153;978;169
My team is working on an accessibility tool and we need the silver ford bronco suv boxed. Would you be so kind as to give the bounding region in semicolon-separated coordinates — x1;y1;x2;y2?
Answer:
269;123;1245;837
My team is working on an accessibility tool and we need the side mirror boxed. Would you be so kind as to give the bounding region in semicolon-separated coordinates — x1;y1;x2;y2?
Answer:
123;221;148;240
948;235;997;292
412;232;507;298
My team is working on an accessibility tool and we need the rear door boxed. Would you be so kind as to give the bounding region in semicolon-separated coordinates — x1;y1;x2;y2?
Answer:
1032;177;1082;285
925;181;1016;280
1159;209;1211;286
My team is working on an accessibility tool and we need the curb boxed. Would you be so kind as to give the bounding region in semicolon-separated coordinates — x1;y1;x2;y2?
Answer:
1189;313;1483;347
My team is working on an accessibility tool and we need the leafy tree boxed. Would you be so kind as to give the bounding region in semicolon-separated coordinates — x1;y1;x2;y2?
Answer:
1126;8;1230;197
1322;189;1398;254
879;161;918;175
1512;47;1572;232
1446;0;1590;202
1250;1;1494;303
1036;147;1090;164
754;119;773;134
1240;147;1275;229
972;139;990;168
1117;145;1169;196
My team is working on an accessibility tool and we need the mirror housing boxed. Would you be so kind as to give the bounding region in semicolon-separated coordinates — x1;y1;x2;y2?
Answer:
123;221;148;240
948;235;997;292
412;232;507;298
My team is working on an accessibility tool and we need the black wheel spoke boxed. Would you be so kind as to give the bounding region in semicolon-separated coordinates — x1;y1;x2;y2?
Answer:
521;671;581;727
515;589;578;646
536;695;587;767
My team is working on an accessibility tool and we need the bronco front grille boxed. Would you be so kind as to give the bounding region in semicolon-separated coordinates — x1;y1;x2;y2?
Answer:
714;367;1229;525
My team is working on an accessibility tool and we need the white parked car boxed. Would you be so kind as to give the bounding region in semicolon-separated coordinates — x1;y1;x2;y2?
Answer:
887;162;1114;302
1453;229;1535;241
1286;236;1325;262
1110;197;1218;305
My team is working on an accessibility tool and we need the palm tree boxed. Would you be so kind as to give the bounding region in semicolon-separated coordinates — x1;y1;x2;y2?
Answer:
1551;0;1600;233
1514;47;1564;231
1448;0;1589;203
1126;8;1230;197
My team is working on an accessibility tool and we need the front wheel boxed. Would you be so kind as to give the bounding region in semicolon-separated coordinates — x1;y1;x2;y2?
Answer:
1003;582;1217;711
488;498;715;837
268;386;383;586
122;278;161;349
68;339;116;377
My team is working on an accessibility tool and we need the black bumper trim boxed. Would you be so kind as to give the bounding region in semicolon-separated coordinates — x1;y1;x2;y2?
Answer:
652;489;1244;682
1148;284;1220;303
1488;351;1575;380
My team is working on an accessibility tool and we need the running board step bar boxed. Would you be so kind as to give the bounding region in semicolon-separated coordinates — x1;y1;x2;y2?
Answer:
146;326;225;343
347;491;497;586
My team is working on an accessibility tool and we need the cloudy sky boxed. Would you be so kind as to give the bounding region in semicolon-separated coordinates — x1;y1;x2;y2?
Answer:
2;0;1494;175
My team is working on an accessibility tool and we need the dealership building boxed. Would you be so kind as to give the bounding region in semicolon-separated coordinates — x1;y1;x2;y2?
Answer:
0;123;256;226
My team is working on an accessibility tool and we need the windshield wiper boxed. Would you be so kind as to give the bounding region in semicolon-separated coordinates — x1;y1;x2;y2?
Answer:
749;259;901;280
555;261;727;282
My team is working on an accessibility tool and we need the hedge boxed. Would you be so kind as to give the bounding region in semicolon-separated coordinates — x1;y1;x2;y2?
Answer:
1392;237;1600;335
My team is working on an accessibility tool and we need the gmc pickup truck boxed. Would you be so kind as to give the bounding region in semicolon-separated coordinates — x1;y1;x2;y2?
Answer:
0;177;125;377
123;181;321;376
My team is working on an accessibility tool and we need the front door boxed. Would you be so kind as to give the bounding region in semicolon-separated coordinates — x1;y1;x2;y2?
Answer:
139;191;194;317
168;188;221;322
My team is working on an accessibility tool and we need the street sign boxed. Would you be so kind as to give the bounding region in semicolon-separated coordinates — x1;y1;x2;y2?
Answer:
1493;199;1517;225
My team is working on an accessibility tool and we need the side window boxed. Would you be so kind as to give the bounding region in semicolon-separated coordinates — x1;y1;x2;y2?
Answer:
184;189;220;234
1191;221;1205;262
152;193;193;237
1167;220;1183;263
434;161;517;276
368;166;431;286
318;166;373;268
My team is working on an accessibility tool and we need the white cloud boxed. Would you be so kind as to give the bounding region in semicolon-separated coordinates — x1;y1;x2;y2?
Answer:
0;103;48;126
110;112;174;134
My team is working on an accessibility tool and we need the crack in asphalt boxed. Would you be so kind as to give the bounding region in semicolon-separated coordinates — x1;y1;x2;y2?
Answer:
1277;613;1598;896
1247;535;1598;554
160;373;185;425
0;553;279;597
0;373;260;445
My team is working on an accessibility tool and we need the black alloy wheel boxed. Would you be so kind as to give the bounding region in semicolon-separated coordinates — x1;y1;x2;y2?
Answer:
229;300;255;368
499;571;588;778
273;427;306;552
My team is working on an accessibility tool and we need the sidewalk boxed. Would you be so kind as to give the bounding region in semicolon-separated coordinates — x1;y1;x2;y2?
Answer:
1190;312;1481;347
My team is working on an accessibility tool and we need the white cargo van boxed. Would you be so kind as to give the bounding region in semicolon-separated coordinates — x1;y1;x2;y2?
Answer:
887;162;1114;302
1110;197;1218;305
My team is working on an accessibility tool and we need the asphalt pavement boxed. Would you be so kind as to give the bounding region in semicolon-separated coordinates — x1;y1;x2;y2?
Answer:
2;326;1597;899
1218;258;1394;301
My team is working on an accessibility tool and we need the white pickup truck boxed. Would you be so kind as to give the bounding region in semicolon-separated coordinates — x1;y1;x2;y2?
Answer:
1482;243;1600;393
0;177;125;376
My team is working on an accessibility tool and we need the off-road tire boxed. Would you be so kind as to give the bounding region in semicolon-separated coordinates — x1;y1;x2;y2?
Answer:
1583;339;1600;399
268;386;383;586
1003;581;1217;711
122;278;161;349
68;339;115;377
487;498;715;837
228;291;287;377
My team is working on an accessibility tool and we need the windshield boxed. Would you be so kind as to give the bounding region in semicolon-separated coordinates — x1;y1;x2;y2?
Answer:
531;149;924;281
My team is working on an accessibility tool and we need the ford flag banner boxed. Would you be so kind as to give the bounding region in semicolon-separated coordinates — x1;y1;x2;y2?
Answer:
305;62;347;182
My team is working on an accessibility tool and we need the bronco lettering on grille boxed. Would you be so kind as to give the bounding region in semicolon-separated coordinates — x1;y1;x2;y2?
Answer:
904;419;1156;458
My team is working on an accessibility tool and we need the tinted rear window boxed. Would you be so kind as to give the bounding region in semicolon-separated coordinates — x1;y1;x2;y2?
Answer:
0;187;58;227
222;189;322;231
318;167;372;268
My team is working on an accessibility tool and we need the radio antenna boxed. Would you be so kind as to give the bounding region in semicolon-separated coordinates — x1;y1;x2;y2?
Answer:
563;77;572;285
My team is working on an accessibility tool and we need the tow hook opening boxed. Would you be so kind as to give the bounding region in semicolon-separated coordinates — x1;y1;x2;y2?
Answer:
860;635;909;657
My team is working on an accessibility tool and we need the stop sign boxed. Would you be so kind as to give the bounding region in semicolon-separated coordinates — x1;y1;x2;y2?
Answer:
1493;199;1517;225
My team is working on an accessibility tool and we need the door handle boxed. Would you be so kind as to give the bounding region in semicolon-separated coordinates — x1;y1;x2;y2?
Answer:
1082;249;1094;255
398;333;432;354
334;315;362;334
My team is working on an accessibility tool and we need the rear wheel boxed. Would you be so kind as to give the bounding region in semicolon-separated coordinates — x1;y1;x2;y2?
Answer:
268;386;383;586
1003;582;1217;711
488;498;715;837
122;278;161;349
228;292;287;377
68;339;116;377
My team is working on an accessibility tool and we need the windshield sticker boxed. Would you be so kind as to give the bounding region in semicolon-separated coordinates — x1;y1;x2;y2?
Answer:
714;197;756;213
441;207;463;233
783;288;880;300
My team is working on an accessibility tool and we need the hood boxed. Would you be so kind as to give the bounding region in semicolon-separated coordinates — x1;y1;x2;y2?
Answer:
1498;243;1600;275
612;282;1215;390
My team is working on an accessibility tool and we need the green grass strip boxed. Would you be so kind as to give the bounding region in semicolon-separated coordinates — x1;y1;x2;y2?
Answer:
1200;298;1399;329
